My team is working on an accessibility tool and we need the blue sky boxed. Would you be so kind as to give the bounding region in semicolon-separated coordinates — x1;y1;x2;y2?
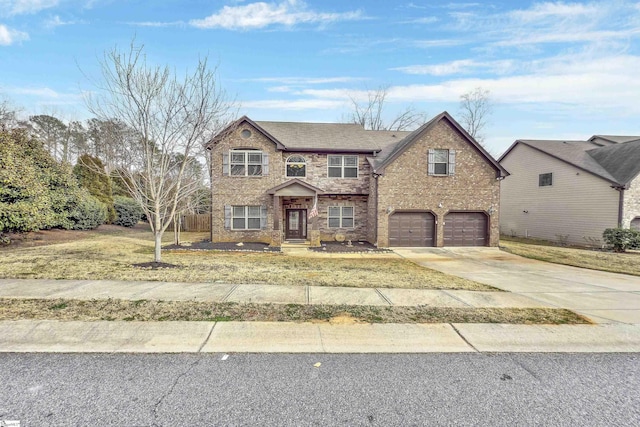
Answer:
1;0;640;155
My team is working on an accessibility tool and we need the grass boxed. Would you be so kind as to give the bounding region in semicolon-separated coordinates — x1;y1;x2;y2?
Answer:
0;298;590;324
501;237;640;276
0;226;495;291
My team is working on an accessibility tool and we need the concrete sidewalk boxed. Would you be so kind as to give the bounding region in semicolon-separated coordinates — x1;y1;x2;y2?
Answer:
1;320;639;353
0;279;553;309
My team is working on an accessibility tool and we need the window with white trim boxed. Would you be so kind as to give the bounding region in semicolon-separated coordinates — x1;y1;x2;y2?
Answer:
328;155;358;178
232;206;262;230
230;150;263;176
428;149;455;176
328;206;354;228
433;149;449;175
286;155;306;177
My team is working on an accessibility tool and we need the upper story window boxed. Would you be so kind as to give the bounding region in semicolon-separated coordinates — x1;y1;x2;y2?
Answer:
223;149;269;176
286;155;307;178
328;155;358;178
428;149;456;176
539;173;553;187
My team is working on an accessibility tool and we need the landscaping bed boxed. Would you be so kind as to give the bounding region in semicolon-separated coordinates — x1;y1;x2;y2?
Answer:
0;298;589;325
309;241;393;253
164;241;281;252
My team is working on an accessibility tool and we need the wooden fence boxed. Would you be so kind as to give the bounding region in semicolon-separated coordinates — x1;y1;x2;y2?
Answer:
170;214;211;232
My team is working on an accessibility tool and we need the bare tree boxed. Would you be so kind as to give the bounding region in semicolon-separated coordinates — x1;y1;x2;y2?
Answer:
458;87;492;144
87;41;236;263
0;95;19;129
344;85;427;131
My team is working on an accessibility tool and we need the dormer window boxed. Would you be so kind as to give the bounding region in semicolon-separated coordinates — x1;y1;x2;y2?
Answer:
286;155;307;178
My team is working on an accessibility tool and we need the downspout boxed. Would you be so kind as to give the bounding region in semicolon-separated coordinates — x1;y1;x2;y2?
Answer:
373;172;380;244
209;147;214;243
617;187;625;227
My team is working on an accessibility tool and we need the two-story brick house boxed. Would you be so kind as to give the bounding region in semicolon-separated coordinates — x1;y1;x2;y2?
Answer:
207;112;507;247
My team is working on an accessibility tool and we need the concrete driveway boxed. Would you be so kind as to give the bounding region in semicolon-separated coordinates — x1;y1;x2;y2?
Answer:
393;247;640;324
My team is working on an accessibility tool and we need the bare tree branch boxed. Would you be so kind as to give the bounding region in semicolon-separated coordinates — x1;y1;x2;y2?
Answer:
86;40;237;262
458;87;492;144
344;85;427;131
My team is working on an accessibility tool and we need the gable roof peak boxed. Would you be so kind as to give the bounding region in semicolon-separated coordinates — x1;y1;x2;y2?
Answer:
371;111;507;177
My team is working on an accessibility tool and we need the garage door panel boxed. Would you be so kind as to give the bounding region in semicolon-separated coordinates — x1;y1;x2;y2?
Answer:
444;212;487;246
389;212;435;247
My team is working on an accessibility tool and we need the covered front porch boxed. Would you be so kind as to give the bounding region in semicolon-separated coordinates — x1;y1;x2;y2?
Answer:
267;179;324;247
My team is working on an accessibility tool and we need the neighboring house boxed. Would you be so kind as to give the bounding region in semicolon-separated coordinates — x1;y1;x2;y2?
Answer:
499;135;640;246
207;112;507;248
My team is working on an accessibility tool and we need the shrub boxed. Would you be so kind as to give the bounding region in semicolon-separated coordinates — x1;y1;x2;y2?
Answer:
113;196;143;227
602;228;640;252
67;192;107;230
0;129;55;232
74;155;116;223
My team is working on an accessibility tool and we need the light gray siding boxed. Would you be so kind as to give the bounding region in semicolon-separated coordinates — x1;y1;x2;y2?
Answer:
500;143;619;246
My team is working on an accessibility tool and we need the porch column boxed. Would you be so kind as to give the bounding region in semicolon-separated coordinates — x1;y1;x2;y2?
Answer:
273;195;281;230
309;193;321;247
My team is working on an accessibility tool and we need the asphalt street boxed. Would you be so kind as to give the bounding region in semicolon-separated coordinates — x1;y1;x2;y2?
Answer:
0;353;638;426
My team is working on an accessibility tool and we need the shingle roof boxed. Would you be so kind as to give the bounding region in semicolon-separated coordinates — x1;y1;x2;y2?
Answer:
590;135;640;144
587;138;640;184
254;120;411;152
501;136;640;187
210;114;506;177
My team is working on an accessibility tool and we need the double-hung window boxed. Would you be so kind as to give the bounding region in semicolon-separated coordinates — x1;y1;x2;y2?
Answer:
230;150;263;176
428;149;455;176
328;155;358;178
328;206;354;228
232;206;262;230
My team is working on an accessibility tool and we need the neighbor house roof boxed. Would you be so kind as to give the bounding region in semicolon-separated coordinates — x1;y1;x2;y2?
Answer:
500;135;640;188
587;138;640;185
589;135;640;145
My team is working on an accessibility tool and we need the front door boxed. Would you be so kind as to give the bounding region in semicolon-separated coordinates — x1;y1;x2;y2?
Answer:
285;209;307;239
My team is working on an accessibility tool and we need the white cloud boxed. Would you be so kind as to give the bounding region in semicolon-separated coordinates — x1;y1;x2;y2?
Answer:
245;76;366;84
243;98;345;110
412;38;468;48
446;1;640;49
392;59;516;76
126;20;184;27
399;16;438;24
44;15;85;29
7;86;85;107
508;1;599;22
0;24;29;45
0;0;58;16
190;0;364;30
386;54;640;114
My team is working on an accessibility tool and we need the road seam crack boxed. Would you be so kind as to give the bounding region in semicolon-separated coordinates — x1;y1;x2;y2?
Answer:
150;357;201;426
